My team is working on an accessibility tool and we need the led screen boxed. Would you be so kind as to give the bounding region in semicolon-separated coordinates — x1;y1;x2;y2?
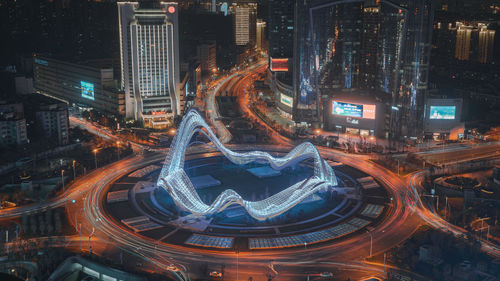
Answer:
81;81;95;101
429;106;455;120
280;93;293;108
332;101;376;119
270;58;289;72
332;101;362;118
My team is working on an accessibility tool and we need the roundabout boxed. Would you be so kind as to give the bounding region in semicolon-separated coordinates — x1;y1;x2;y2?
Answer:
62;110;425;280
104;150;390;252
100;111;391;254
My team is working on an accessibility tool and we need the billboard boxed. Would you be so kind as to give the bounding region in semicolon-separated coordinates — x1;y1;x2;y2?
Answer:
81;81;95;101
280;93;293;108
429;106;455;120
332;101;376;119
34;58;48;66
270;58;289;72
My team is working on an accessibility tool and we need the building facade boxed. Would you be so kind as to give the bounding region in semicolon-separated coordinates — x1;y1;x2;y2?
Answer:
33;55;125;117
0;101;28;148
446;22;496;64
286;0;433;139
118;1;181;129
233;3;257;47
196;41;217;75
256;19;267;51
26;95;70;146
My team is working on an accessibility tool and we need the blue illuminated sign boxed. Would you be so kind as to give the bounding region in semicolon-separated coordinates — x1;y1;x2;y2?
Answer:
81;81;95;101
34;58;48;66
429;106;455;120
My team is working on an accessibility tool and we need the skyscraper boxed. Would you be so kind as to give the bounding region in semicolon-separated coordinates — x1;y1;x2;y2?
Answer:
291;0;433;138
197;41;217;74
478;25;495;64
455;23;472;61
268;0;295;60
256;19;267;50
267;0;296;120
233;3;257;47
118;1;181;129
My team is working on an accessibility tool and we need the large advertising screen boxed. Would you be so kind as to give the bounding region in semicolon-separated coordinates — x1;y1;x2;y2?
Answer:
270;58;289;72
81;81;95;101
429;106;455;120
280;93;293;108
332;101;376;119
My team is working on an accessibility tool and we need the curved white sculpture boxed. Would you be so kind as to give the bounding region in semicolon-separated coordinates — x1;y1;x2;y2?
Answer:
157;110;340;220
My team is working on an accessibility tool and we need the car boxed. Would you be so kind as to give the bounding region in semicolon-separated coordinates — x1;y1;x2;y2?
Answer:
167;264;179;271
209;271;223;278
320;272;333;278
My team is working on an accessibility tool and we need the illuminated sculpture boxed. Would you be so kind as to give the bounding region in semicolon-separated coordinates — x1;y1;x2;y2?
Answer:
157;110;339;220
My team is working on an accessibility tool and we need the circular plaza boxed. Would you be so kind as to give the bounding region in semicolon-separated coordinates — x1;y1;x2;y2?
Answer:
103;148;389;252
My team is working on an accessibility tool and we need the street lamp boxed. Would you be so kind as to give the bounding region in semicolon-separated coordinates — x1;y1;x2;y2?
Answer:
366;229;373;257
116;141;121;160
93;149;98;169
89;227;95;255
72;160;76;180
61;169;65;192
369;136;375;154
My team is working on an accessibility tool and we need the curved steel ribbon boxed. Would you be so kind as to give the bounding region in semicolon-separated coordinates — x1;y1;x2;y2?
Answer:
157;110;339;220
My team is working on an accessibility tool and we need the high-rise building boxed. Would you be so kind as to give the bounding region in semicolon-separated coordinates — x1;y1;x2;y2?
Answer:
478;24;495;64
118;1;181;129
267;0;296;120
256;19;267;50
233;3;257;47
268;0;295;60
455;23;472;61
196;41;217;75
452;22;496;64
287;0;433;139
23;94;70;146
0;101;28;148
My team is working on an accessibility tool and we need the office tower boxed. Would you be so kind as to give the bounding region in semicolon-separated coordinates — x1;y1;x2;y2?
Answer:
197;41;217;74
452;22;495;64
268;0;295;60
478;24;495;64
118;1;181;129
256;19;267;50
360;4;380;91
291;0;433;138
455;23;472;60
268;0;296;120
233;3;257;46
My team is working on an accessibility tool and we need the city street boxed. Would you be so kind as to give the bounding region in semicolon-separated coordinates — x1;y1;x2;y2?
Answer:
1;61;498;280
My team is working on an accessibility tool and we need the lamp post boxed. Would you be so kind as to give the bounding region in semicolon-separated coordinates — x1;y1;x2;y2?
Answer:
116;141;121;160
369;136;375;154
72;160;76;180
61;169;65;192
89;227;95;255
366;230;373;257
93;149;98;169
